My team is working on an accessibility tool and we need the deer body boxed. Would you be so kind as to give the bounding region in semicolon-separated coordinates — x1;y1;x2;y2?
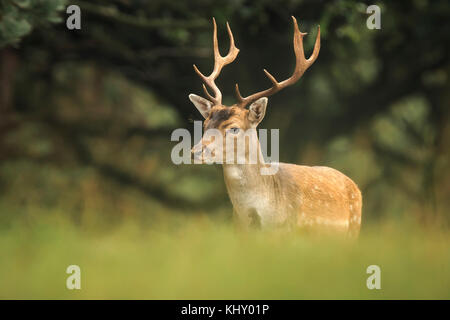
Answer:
223;162;362;235
188;17;362;237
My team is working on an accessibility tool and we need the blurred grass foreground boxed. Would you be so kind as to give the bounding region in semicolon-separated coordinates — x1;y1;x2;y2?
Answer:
0;0;449;299
0;209;449;299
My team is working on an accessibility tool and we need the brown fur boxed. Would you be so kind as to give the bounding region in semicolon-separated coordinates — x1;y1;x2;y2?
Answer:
196;106;363;237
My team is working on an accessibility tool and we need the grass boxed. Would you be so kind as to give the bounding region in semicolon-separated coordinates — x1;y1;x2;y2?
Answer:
0;209;449;299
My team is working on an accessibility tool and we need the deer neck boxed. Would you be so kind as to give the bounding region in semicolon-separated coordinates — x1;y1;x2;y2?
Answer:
222;141;267;190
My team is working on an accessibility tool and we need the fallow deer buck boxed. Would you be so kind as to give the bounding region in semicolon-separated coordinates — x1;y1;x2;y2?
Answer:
189;17;362;237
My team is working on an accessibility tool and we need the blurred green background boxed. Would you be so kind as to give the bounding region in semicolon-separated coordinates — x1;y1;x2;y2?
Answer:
0;0;449;299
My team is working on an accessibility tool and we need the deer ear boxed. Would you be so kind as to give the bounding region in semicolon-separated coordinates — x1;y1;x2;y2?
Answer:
189;94;212;119
248;97;268;126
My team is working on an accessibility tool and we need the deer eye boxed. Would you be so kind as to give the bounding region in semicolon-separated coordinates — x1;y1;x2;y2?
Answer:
228;127;240;135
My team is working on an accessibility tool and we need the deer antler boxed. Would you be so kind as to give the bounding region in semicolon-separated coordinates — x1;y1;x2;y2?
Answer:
193;18;240;106
235;16;320;108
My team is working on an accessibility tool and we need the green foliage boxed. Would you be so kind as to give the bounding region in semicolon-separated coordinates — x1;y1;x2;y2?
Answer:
0;0;66;47
0;2;448;219
1;0;449;219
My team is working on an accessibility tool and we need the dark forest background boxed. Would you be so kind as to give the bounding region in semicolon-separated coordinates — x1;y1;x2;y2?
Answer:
0;0;449;226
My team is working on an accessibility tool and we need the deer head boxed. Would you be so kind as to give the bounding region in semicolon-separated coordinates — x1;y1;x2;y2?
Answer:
189;17;320;164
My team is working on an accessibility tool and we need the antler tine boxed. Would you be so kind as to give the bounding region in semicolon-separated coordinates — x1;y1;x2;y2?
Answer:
193;18;240;106
235;16;320;108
